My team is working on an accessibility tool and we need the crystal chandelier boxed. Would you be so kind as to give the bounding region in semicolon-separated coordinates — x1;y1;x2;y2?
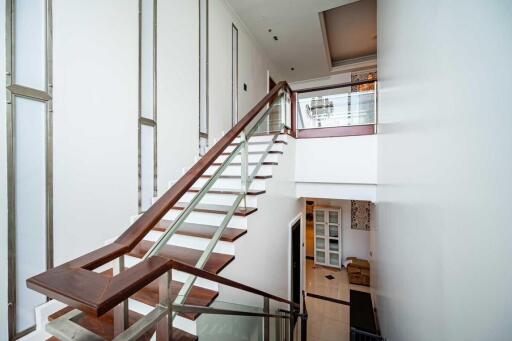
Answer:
305;97;334;127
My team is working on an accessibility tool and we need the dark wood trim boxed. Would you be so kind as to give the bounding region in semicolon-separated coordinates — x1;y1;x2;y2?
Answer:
294;79;376;94
220;150;283;156
290;91;297;138
212;162;277;167
229;140;287;146
297;125;375;139
199;174;272;180
26;81;296;319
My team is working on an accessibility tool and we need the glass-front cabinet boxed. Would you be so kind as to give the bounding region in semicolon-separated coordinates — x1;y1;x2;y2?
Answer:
314;207;342;268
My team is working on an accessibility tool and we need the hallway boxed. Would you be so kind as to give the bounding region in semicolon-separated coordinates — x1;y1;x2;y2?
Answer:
305;259;371;341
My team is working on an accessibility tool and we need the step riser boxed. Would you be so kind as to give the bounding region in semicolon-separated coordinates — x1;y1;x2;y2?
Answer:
164;209;248;229
193;177;266;190
216;153;280;164
144;230;235;255
180;192;258;207
224;143;284;153
124;256;219;291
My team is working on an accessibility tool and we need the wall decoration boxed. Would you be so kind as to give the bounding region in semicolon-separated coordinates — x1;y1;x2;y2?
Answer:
351;200;371;231
351;70;377;92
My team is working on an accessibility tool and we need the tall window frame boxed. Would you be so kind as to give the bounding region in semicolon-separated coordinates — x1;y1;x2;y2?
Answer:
231;24;238;127
5;0;54;339
198;0;209;155
138;0;158;212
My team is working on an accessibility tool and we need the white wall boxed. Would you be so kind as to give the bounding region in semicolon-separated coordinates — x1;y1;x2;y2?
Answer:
208;0;281;143
52;0;139;265
376;1;512;340
0;0;8;337
217;139;301;306
157;0;199;188
289;72;351;91
295;135;377;184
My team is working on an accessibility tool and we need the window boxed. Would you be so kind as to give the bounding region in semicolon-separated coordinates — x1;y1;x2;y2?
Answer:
6;0;53;337
138;0;157;211
231;24;238;127
199;0;209;155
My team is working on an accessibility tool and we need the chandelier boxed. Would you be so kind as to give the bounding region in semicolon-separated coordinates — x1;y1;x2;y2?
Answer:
305;97;334;126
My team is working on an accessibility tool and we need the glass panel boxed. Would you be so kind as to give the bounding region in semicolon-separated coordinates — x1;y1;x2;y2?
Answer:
199;0;208;135
329;225;338;238
196;298;263;340
14;97;47;332
316;251;325;264
315;210;324;222
329;211;338;224
296;84;375;129
329;239;339;252
140;0;154;119
199;136;208;156
231;25;238;126
315;224;324;236
316;237;325;250
14;0;46;90
140;124;154;210
329;254;340;267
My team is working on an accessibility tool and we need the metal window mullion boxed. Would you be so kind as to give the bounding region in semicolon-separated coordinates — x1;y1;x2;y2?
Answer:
46;0;54;273
152;0;157;199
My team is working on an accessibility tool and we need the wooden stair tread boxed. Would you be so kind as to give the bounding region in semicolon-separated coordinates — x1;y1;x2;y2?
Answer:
211;161;277;166
154;220;247;242
130;240;234;274
229;140;288;146
99;269;217;321
220;150;283;156
172;202;257;216
47;306;196;341
200;174;271;180
188;187;265;195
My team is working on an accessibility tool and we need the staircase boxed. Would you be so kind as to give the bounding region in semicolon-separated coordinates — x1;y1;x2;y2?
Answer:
23;82;306;340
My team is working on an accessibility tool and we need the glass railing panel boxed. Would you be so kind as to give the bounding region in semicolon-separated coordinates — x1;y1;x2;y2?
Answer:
297;82;376;130
176;296;292;341
249;93;285;136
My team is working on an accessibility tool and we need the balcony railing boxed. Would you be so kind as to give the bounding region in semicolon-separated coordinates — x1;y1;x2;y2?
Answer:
292;79;377;138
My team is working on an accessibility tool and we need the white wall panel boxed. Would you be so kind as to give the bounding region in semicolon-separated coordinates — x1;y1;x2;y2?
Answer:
376;1;512;340
52;0;138;265
295;135;377;184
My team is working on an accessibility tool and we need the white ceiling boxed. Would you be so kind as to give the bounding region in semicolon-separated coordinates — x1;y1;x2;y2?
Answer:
226;0;358;82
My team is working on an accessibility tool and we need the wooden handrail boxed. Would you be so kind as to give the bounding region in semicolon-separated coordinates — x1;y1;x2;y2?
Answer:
27;81;294;317
27;256;299;317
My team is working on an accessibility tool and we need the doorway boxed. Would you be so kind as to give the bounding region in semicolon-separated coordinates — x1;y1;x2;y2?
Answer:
291;219;301;306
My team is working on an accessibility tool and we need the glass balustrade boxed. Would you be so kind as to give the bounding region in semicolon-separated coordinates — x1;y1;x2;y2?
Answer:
296;81;376;130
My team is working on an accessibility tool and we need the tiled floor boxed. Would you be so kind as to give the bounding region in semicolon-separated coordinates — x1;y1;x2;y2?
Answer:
305;259;371;341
